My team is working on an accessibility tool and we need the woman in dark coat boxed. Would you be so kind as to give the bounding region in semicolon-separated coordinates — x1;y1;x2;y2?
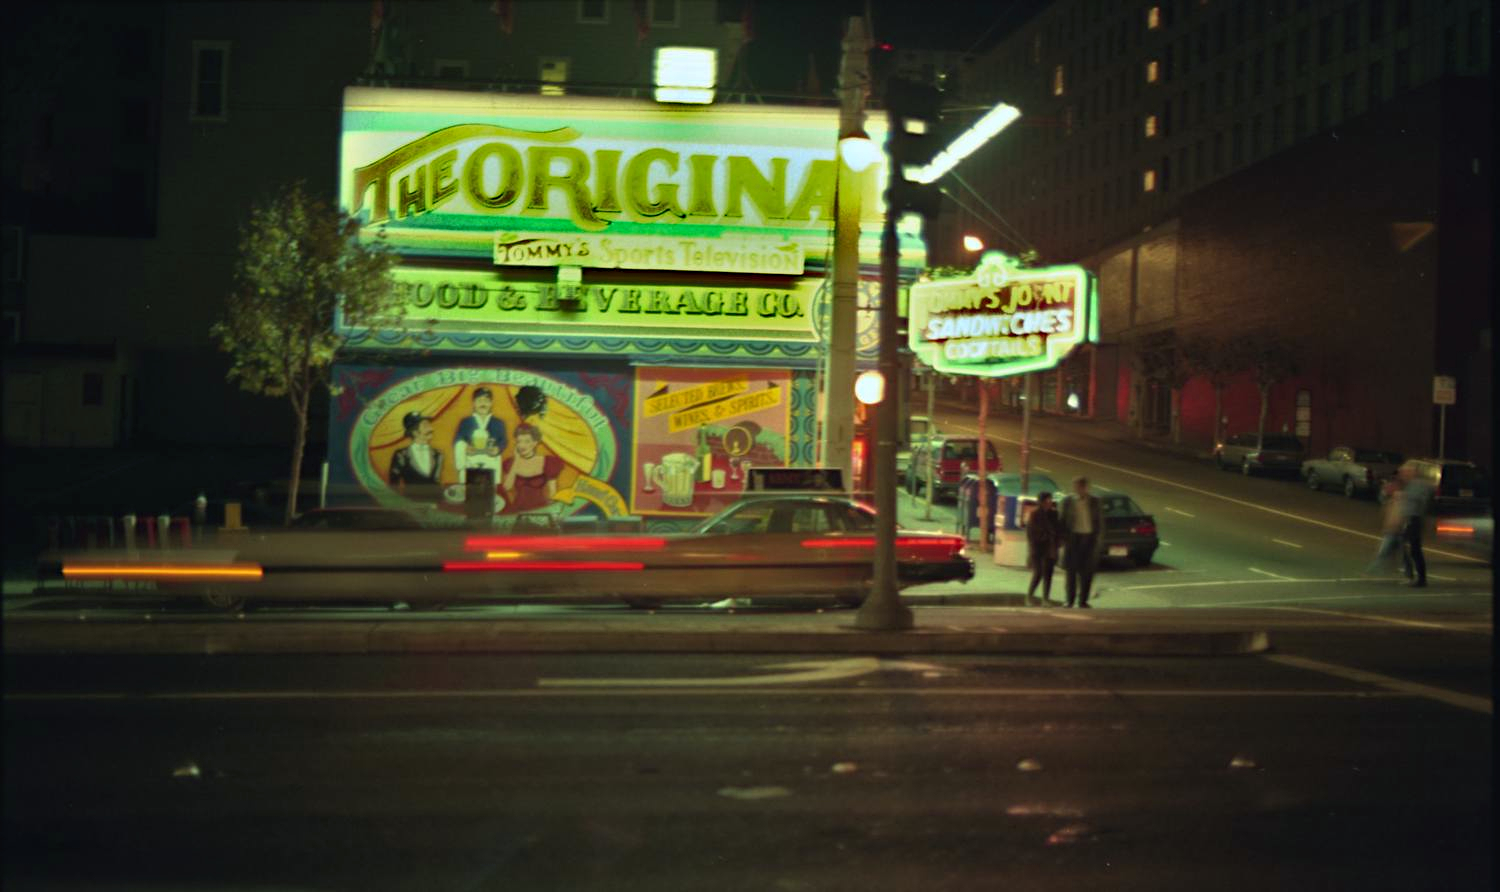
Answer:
1025;491;1063;606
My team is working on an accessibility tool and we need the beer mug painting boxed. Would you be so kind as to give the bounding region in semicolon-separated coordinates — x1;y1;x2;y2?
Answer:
653;453;700;508
642;462;656;493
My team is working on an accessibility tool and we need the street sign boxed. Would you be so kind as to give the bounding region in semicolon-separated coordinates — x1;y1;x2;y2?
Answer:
1433;376;1457;405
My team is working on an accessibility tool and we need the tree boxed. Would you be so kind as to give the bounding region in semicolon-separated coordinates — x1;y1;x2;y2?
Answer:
1128;330;1178;439
1239;332;1300;448
212;182;405;525
1181;336;1244;447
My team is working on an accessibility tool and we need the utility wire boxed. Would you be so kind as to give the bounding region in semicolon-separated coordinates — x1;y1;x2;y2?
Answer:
938;186;1033;258
946;171;1038;257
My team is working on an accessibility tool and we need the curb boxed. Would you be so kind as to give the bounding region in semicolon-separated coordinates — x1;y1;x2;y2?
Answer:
2;620;1270;658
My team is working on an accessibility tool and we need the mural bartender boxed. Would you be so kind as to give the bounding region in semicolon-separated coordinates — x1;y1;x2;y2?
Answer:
453;387;506;516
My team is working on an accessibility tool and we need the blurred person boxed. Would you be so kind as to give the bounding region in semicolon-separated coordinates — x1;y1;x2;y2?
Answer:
1395;464;1432;587
1025;491;1062;606
1364;476;1413;579
1060;476;1104;607
503;423;565;515
389;412;443;504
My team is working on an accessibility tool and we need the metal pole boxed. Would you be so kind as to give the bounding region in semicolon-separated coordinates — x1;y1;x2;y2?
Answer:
1438;404;1446;460
923;371;935;521
1020;372;1032;495
820;16;869;484
977;381;989;550
854;210;913;631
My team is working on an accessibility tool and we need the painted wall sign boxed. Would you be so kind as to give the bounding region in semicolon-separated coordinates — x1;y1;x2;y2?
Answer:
631;367;792;517
339;88;891;264
381;267;818;341
908;251;1098;378
493;231;805;275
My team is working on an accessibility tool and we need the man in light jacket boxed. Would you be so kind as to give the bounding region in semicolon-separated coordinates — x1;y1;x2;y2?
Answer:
1059;476;1105;608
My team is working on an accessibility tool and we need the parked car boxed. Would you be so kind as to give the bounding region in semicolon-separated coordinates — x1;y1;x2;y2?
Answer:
896;415;938;485
1214;432;1306;476
907;436;1002;500
1301;446;1404;498
1433;513;1493;565
1395;458;1491;515
1098;493;1160;567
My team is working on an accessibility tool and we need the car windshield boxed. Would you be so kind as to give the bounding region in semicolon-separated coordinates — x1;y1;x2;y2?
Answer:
942;441;999;462
1100;495;1145;516
1259;436;1303;450
1355;450;1403;464
1440;465;1489;493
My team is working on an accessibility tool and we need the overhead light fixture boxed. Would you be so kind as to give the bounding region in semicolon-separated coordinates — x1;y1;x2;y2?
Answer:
654;47;717;104
906;102;1021;184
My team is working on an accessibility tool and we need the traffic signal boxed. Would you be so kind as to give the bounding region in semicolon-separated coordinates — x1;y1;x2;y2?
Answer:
885;77;944;220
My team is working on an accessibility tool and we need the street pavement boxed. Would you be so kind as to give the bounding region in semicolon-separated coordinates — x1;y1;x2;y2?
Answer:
3;634;1491;891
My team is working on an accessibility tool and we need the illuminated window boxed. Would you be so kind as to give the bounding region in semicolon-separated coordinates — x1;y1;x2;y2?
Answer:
1146;60;1160;83
1145;115;1159;137
539;57;569;96
1148;6;1161;29
1053;64;1066;95
1142;169;1157;192
190;41;229;122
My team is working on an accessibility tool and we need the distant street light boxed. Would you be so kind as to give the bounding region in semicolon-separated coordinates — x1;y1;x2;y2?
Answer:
854;369;885;405
654;47;717;104
962;234;985;252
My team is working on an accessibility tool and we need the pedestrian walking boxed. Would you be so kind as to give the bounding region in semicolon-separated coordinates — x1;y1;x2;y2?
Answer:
1364;477;1412;579
1025;492;1062;606
1394;464;1432;587
1059;476;1104;607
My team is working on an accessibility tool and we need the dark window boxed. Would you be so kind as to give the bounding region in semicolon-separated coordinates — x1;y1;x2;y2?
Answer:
1234;61;1245;102
82;373;104;407
1160;154;1171;191
121;99;149;146
1215;13;1227;52
1468;11;1482;69
1294;93;1308;134
1272;103;1285;147
1198;24;1209;63
1215;71;1225;108
117;28;153;78
1342;72;1357;117
650;0;679;25
578;0;607;23
191;42;228;120
1194;139;1205;179
1251;113;1263;157
1252;51;1264;95
1316;83;1330;128
1232;123;1244;164
1443;26;1457;72
1274;41;1287;83
1295;28;1309;71
1368;0;1384;39
1394;48;1410;91
1213;130;1224;173
1343;5;1361;52
1394;0;1411;30
1318;16;1334;64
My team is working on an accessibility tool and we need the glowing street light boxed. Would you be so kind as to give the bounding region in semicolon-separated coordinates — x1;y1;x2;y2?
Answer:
839;131;883;172
962;234;985;252
854;369;885;405
904;102;1021;184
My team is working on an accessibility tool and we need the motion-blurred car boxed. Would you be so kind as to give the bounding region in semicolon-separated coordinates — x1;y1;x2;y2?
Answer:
1433;513;1493;565
896;415;938;485
52;495;973;611
690;494;974;604
1214;432;1306;476
1098;493;1159;567
907;436;1002;500
1396;458;1491;515
1301;447;1403;498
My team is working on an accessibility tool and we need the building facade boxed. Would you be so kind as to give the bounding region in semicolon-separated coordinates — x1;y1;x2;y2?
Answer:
945;0;1491;463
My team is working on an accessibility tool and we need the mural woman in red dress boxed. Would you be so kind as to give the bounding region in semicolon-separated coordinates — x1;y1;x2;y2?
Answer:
502;422;564;515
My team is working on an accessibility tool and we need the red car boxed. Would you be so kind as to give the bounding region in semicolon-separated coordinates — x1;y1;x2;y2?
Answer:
906;436;1002;500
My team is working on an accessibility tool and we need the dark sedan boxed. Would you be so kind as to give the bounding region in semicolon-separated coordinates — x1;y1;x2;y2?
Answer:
1099;494;1159;567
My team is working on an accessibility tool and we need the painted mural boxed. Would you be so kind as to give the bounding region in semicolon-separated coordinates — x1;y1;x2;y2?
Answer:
631;368;792;517
330;364;632;527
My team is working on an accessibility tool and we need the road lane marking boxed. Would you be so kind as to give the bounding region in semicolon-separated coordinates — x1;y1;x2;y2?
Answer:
938;419;1486;563
538;656;947;688
1271;538;1304;549
1164;507;1195;518
0;688;1420;702
1263;653;1492;715
1159;541;1171;546
1188;592;1494;607
1247;567;1296;581
1272;606;1493;634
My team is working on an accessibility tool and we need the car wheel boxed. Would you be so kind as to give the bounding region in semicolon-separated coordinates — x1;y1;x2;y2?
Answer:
201;587;247;612
836;594;864;608
1215;452;1226;470
1343;477;1358;499
1241;458;1254;476
1305;471;1320;490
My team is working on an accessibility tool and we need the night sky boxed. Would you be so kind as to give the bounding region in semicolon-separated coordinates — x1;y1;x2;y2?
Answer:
741;0;1050;98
